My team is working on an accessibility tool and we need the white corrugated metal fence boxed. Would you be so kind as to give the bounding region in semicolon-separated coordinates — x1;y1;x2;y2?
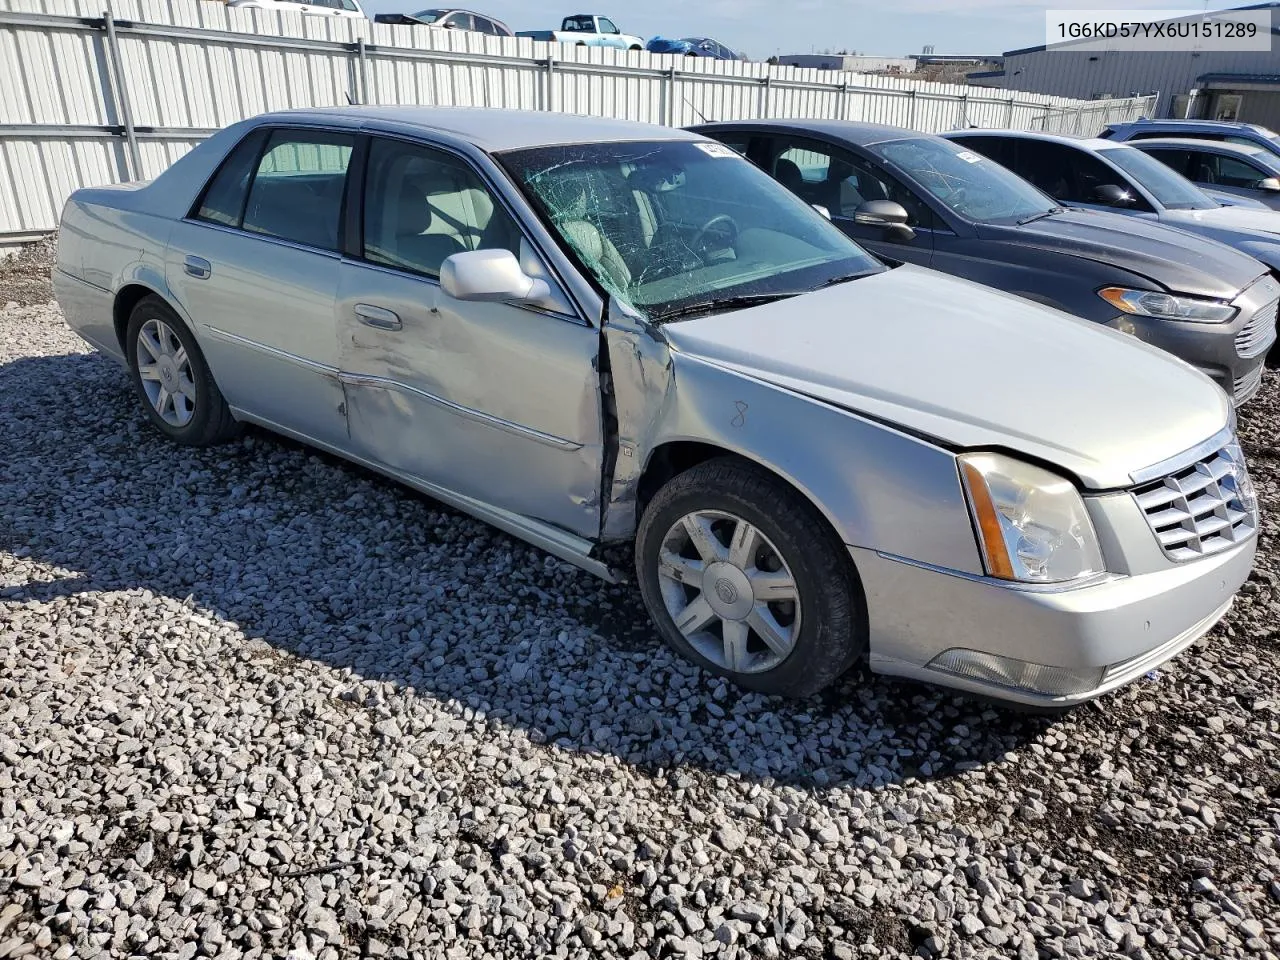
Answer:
0;0;1158;240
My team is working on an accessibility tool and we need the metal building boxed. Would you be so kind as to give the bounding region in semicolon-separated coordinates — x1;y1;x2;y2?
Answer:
971;3;1280;128
777;54;916;74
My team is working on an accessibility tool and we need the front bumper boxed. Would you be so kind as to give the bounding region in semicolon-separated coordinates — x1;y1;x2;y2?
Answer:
854;535;1255;707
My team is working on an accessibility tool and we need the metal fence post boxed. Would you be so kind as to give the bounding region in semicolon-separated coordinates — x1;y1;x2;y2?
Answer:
1005;96;1015;127
356;37;369;105
839;83;849;121
758;74;770;118
102;10;142;180
907;88;916;129
664;66;676;126
544;53;556;112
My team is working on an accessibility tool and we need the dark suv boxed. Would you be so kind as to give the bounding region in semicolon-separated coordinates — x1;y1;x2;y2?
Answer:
691;119;1277;404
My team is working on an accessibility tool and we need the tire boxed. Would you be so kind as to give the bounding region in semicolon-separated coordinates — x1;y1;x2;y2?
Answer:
629;44;642;51
125;295;240;447
635;456;866;697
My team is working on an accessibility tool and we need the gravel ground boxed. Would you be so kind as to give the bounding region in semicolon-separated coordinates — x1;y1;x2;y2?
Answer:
1;242;1279;960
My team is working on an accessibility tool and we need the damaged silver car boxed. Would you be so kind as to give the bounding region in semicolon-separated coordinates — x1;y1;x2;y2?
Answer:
53;107;1258;706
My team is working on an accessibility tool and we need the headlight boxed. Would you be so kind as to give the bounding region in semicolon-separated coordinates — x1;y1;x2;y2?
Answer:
958;452;1105;584
1098;287;1237;324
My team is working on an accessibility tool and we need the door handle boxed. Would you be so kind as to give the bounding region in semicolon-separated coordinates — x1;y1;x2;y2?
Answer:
183;256;211;280
354;303;402;331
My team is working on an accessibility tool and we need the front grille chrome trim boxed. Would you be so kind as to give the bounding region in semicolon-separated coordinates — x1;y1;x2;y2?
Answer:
1132;442;1257;563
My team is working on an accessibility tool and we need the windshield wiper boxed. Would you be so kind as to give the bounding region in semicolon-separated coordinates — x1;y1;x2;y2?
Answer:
812;270;875;290
1016;206;1064;225
650;292;801;323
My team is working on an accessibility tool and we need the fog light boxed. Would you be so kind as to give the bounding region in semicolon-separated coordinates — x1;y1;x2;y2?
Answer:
1114;316;1138;337
928;649;1105;698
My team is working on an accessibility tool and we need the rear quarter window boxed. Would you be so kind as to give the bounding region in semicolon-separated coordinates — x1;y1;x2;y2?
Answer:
193;129;268;227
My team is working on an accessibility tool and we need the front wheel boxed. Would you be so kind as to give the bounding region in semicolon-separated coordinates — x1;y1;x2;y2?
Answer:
635;457;866;697
125;295;240;446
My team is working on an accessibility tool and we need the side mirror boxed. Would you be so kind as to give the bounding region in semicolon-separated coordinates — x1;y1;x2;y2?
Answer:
1258;177;1280;192
440;249;553;307
853;199;916;242
812;204;832;220
1094;183;1135;207
442;20;456;27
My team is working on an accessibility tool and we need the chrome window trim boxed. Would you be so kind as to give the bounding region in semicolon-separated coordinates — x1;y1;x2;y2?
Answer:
182;217;346;260
337;371;583;450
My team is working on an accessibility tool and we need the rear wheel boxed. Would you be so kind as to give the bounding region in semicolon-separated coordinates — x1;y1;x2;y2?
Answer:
635;457;866;697
125;295;239;446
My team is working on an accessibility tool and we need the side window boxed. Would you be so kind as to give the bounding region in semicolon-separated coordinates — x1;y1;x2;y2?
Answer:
362;138;522;278
473;16;497;34
1215;154;1269;188
777;145;830;189
443;12;471;29
775;138;939;228
194;129;268;227
599;17;619;33
1144;148;1195;178
1010;140;1126;206
241;129;354;250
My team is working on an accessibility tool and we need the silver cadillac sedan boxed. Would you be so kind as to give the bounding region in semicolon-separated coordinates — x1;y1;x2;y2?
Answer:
53;107;1258;706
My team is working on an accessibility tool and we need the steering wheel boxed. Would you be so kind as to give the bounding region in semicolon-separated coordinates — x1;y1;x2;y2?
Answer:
691;214;739;259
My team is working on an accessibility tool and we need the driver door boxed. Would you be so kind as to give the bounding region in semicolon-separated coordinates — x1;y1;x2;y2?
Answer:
336;136;605;539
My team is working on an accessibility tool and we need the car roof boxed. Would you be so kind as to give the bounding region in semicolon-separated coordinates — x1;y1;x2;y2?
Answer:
692;118;931;147
1112;118;1265;133
944;129;1119;151
255;106;701;152
1128;136;1271;156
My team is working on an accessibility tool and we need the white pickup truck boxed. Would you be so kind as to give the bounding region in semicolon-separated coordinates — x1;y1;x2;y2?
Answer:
516;14;644;50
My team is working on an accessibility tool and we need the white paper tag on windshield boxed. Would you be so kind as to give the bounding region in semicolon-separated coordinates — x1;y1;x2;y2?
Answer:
694;142;740;159
955;150;983;163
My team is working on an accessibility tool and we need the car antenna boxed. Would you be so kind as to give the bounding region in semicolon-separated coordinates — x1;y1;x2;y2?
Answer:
683;97;707;123
345;91;354;105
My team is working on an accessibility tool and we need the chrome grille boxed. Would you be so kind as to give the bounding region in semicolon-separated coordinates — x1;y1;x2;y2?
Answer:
1236;292;1278;359
1234;363;1265;405
1133;443;1257;562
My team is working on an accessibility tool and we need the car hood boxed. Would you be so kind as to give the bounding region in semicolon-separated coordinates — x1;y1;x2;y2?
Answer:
662;265;1229;490
977;208;1265;298
1162;204;1280;236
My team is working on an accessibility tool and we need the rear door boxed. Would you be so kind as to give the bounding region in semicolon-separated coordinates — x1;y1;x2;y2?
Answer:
334;134;605;538
166;125;354;448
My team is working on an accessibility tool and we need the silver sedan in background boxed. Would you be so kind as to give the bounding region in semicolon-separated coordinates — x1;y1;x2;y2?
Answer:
52;107;1258;707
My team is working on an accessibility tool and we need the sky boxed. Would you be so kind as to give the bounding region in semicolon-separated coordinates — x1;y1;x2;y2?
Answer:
359;0;1250;60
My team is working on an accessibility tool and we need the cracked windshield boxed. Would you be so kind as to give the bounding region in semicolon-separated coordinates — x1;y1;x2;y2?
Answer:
498;140;883;321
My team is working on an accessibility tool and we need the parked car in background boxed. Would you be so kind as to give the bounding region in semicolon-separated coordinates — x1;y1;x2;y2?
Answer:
694;119;1276;404
646;36;743;59
1102;118;1280;162
944;132;1280;334
51;107;1258;707
227;0;367;18
373;8;513;34
517;14;644;49
1129;137;1280;211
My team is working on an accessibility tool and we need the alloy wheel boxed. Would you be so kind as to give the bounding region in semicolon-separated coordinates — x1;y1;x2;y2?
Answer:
655;509;801;674
135;318;196;428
